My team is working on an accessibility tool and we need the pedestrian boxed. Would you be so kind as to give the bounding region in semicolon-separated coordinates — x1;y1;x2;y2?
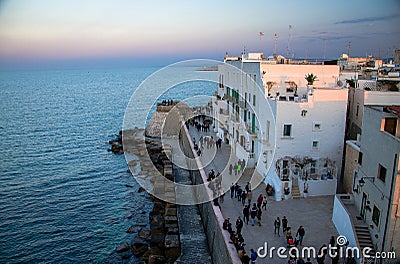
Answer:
329;235;335;247
245;182;250;193
236;216;244;235
274;217;281;236
250;249;257;264
297;256;305;264
234;163;238;175
282;216;288;232
247;190;252;206
262;195;267;210
237;187;243;202
242;158;246;168
285;227;292;240
229;164;233;175
243;205;250;225
250;204;257;226
230;183;235;199
234;183;239;198
257;194;263;208
241;191;247;206
256;207;262;226
237;163;241;174
296;225;305;245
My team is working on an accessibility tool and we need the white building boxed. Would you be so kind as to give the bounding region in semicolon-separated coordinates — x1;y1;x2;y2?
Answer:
336;105;400;263
213;53;348;201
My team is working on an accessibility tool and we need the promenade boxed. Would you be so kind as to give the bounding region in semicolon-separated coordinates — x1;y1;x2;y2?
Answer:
187;124;339;264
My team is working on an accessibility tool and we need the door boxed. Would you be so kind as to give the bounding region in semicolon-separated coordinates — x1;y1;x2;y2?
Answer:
360;192;367;218
251;113;255;133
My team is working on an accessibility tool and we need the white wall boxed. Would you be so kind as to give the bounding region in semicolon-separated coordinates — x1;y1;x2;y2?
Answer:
354;106;400;251
332;196;359;263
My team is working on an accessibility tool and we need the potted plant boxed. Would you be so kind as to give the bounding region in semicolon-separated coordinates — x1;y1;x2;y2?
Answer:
284;187;290;200
303;182;309;198
305;73;317;86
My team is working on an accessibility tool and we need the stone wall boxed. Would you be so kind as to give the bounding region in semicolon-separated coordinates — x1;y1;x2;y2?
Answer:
179;124;241;264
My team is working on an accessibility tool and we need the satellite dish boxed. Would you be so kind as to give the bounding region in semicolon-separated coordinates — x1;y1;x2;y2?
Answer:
337;80;343;87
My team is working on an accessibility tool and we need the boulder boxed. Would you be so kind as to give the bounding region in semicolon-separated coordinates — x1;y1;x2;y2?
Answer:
126;226;139;233
138;187;146;193
116;242;130;253
131;238;148;257
148;255;166;264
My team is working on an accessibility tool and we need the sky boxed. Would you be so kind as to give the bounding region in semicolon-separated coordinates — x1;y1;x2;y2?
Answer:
0;0;399;70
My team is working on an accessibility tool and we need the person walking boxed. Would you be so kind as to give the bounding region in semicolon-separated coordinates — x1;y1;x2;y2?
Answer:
256;206;262;226
243;205;250;225
236;216;244;235
250;204;257;226
241;191;247;206
230;183;235;199
282;216;288;232
237;187;243;202
250;249;257;264
229;164;233;175
256;194;263;209
274;217;281;236
262;195;267;210
234;163;238;175
247;190;252;206
237;163;241;174
296;225;305;245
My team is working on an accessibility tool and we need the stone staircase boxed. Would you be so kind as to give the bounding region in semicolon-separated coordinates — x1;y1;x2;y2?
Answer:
354;225;375;263
291;185;302;199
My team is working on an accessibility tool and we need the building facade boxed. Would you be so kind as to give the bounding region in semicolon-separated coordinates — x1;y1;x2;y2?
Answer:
213;53;348;200
351;106;400;260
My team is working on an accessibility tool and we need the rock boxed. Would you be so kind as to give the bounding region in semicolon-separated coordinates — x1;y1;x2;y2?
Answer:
121;253;131;259
135;222;147;227
138;187;146;193
150;233;165;249
131;238;148;257
148;254;166;264
116;242;130;253
140;210;146;214
125;184;133;188
126;226;139;233
138;229;151;239
126;214;133;219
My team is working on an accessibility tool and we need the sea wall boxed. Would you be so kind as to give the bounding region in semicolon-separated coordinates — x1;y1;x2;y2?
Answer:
179;124;241;264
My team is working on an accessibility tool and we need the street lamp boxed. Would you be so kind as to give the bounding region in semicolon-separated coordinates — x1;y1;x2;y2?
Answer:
358;176;375;188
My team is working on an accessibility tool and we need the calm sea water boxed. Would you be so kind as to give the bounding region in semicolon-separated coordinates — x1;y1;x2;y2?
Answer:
0;66;216;263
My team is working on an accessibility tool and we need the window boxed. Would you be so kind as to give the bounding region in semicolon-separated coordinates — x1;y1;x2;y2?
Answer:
312;141;319;149
266;121;270;143
253;94;256;106
356;104;360;117
283;124;292;137
358;152;363;165
383;117;397;136
378;164;387;183
313;123;321;131
372;205;380;226
310;160;316;174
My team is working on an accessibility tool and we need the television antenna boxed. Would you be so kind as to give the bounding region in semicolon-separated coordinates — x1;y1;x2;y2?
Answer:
274;33;279;55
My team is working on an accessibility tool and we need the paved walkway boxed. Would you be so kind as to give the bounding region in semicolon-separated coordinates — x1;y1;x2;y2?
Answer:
188;124;339;264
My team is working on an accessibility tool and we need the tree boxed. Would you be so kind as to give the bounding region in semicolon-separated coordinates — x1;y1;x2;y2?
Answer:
305;73;317;85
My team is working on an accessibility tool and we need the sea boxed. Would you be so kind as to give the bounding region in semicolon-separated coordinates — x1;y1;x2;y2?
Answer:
0;65;217;263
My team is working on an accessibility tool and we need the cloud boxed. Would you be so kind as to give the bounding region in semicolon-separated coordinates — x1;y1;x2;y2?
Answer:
334;13;399;24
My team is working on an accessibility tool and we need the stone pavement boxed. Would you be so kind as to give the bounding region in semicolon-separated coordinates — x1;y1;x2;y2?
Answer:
174;165;211;264
188;124;339;264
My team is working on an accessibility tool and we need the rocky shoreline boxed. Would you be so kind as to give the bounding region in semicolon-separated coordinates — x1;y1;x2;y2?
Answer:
106;128;181;264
